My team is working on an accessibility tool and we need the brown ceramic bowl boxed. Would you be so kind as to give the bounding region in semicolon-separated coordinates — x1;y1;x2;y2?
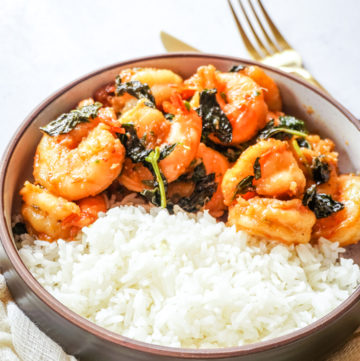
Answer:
1;54;360;361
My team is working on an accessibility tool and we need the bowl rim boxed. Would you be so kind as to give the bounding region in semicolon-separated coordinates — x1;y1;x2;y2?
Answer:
1;52;359;358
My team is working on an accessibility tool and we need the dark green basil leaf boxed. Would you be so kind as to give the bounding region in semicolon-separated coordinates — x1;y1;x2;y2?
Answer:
253;157;261;180
119;124;176;165
296;138;311;149
12;222;27;235
118;123;151;163
197;89;232;143
141;188;161;207
177;163;217;213
164;113;174;121
234;175;255;198
278;115;307;132
159;144;177;160
311;157;330;185
229;65;245;72
115;76;155;107
302;185;344;219
40;102;102;136
257;118;308;140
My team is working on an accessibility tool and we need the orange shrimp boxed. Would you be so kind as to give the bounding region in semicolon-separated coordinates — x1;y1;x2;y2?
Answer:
185;65;268;144
196;143;230;217
34;107;125;201
63;195;107;236
312;175;360;245
238;65;282;111
228;196;316;244
20;182;107;241
112;67;183;112
119;94;202;191
222;139;306;206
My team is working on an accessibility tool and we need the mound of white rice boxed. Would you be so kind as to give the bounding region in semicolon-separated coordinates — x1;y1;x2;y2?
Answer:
18;206;360;348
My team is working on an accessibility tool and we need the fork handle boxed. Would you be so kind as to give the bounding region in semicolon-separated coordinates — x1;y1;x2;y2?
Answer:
278;66;328;94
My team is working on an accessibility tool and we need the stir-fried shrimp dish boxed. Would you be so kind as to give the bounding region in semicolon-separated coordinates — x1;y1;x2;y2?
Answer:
18;64;360;246
15;64;360;349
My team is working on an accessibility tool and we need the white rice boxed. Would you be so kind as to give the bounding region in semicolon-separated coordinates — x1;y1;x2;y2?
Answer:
18;206;360;348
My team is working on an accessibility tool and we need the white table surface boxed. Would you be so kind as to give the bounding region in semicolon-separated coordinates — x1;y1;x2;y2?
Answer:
1;0;359;157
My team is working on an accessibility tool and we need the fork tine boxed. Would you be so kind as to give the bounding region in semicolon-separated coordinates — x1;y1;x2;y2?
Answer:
256;0;291;50
227;0;262;61
238;0;271;57
247;0;278;53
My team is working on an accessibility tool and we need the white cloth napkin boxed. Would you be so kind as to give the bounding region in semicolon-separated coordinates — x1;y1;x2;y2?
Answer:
0;274;76;361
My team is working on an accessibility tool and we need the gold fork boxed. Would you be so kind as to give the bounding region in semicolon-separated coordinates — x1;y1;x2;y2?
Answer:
228;0;327;92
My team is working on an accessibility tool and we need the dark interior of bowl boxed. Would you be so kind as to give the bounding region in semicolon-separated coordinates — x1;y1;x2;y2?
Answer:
1;54;360;361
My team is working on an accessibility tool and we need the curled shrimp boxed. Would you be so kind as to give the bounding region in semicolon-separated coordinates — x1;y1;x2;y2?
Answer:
112;67;183;112
196;143;230;217
62;195;107;231
34;110;125;201
20;182;106;240
118;158;153;193
185;65;268;144
238;65;282;111
222;139;306;206
299;134;339;194
228;196;316;244
119;94;202;191
312;175;360;245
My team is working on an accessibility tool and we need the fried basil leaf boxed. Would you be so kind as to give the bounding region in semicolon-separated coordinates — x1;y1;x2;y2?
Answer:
12;222;27;235
229;65;245;72
159;143;177;160
197;89;232;143
119;124;176;165
40;102;102;136
115;76;155;107
141;188;160;206
257;118;308;140
302;185;344;219
177;163;217;213
164;113;174;121
296;138;311;149
311;157;330;185
278;115;307;132
253;157;261;180
234;175;255;198
118;123;151;163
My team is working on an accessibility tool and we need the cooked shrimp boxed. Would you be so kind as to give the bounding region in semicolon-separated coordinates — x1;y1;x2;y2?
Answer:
118;158;153;193
20;181;80;240
239;66;282;111
313;175;360;245
222;139;306;206
20;182;106;240
34;120;125;201
62;195;107;231
118;98;171;149
160;94;202;182
119;94;202;191
185;65;268;144
113;67;183;111
196;143;230;217
297;134;339;194
228;196;316;244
